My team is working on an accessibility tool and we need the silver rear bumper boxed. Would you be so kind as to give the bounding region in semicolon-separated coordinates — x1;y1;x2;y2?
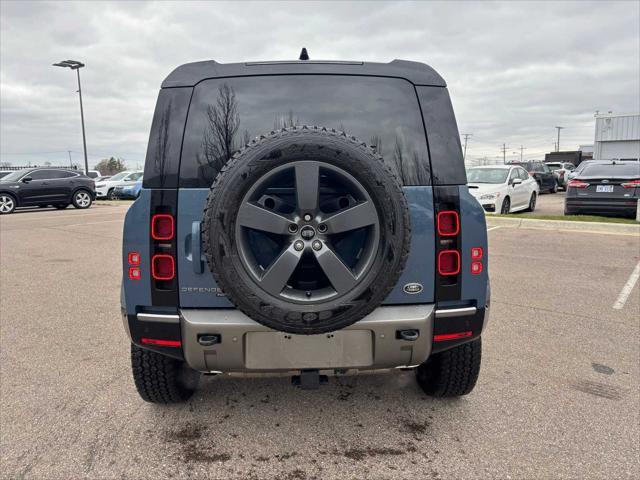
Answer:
178;305;434;373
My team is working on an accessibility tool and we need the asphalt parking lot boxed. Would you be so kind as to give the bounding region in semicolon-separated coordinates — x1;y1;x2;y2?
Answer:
1;204;639;479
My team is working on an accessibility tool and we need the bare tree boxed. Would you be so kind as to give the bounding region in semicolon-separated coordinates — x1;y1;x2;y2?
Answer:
201;83;240;174
154;100;171;187
370;135;382;153
393;136;405;182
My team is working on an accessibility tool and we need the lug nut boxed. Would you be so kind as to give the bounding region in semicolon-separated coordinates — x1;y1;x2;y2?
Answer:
288;224;298;233
294;240;305;251
312;240;323;251
317;223;327;233
303;213;312;222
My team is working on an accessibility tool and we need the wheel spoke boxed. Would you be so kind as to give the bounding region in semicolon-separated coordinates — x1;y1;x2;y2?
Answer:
321;201;378;234
295;162;320;212
237;202;292;234
313;244;357;295
260;243;303;295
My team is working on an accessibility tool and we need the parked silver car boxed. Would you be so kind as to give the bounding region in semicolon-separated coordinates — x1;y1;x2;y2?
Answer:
545;162;575;190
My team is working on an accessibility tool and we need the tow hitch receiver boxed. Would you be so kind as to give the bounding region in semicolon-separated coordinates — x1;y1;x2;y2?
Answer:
292;369;328;390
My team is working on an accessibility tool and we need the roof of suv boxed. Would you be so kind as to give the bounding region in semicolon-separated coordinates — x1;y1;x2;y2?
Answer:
161;59;446;88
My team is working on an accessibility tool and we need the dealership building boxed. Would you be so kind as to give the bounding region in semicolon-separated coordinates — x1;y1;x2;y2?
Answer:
593;112;640;160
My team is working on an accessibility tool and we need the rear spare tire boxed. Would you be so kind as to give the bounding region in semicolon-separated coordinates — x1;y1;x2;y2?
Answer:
202;126;411;334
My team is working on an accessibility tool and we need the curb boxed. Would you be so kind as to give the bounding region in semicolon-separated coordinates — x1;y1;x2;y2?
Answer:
486;216;640;236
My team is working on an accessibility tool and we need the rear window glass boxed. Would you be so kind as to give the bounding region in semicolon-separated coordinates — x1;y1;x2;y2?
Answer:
581;163;640;177
179;75;431;187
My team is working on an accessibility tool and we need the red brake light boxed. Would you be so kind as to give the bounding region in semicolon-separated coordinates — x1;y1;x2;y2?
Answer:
128;251;140;265
128;267;141;280
567;179;589;189
621;179;640;188
152;254;175;281
141;338;181;347
438;250;460;276
151;214;174;240
437;211;460;236
471;247;483;260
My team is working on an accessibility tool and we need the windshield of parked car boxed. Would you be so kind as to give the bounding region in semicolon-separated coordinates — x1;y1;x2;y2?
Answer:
580;163;640;177
107;172;130;182
0;170;28;182
467;168;509;184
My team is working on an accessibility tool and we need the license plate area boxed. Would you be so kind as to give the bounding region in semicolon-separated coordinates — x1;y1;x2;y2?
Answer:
596;185;614;193
245;330;373;369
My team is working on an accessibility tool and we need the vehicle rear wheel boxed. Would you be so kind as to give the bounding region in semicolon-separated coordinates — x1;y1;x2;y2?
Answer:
550;182;558;194
0;194;16;214
72;190;92;209
415;338;482;397
500;197;511;214
526;192;537;212
54;204;69;210
131;344;200;403
203;126;411;335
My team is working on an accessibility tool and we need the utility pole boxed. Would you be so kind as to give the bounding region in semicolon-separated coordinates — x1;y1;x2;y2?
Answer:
461;133;472;161
518;145;526;161
500;144;508;164
555;126;564;152
67;150;73;168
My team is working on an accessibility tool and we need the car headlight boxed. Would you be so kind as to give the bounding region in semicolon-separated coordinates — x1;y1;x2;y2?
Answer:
479;193;500;200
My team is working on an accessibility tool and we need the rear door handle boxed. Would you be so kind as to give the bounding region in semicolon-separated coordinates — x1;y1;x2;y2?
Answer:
191;221;204;274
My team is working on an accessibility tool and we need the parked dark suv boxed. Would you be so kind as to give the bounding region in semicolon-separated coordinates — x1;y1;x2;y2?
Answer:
509;160;558;193
0;168;95;214
122;56;490;403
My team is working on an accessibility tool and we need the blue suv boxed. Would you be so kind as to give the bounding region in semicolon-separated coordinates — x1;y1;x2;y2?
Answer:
122;56;489;403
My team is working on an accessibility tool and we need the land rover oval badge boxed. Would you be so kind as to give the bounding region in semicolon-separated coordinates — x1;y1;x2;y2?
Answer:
403;283;423;294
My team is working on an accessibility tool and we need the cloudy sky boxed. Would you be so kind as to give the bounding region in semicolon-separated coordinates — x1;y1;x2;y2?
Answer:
1;0;638;168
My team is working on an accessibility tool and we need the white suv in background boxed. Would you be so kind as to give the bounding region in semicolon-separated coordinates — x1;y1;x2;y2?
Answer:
95;171;143;199
467;165;539;214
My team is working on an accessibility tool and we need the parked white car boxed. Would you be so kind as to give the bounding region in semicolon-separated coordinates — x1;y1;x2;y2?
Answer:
95;171;143;199
467;165;539;214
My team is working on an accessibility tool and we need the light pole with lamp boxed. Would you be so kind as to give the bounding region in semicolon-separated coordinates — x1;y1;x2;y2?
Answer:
53;60;89;175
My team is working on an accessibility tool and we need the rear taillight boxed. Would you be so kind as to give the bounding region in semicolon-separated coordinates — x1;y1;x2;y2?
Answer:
471;246;483;275
152;254;175;281
437;211;459;236
127;251;141;281
567;179;589;189
151;214;174;240
528;172;534;177
621;179;640;188
438;250;460;276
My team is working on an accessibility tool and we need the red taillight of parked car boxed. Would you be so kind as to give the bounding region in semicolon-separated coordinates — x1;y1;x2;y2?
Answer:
567;179;589;189
151;254;175;281
141;338;182;347
437;211;459;236
151;214;174;240
438;250;460;276
621;179;640;188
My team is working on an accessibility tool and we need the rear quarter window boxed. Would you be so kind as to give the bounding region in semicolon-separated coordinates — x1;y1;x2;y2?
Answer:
179;75;431;187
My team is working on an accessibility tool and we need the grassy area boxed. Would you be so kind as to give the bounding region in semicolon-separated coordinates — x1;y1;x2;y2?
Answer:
495;213;639;224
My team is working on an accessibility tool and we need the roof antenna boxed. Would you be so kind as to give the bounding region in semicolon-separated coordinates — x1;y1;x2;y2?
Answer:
299;47;309;61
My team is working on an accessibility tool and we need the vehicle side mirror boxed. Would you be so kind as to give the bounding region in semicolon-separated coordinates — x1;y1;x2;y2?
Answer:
21;176;32;183
511;178;523;186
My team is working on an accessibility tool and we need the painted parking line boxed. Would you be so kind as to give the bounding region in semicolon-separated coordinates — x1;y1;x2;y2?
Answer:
613;261;640;310
487;226;501;232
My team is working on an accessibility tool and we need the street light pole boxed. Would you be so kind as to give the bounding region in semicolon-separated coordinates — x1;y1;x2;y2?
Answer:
54;60;89;174
555;126;564;152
